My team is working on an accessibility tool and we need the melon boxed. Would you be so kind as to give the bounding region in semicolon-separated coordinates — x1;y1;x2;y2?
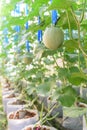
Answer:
22;52;33;64
43;26;64;50
23;56;32;64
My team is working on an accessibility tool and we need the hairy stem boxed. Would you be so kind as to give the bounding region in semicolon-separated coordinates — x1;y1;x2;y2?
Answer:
80;0;86;23
66;10;72;39
70;7;87;59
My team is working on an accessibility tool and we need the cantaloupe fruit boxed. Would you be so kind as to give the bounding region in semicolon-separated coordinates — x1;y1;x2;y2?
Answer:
43;26;64;50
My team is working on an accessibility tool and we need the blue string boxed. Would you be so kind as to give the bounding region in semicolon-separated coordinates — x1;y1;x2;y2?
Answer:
38;30;42;42
26;40;30;52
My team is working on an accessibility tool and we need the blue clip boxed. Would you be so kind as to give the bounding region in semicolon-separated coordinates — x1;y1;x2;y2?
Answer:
38;30;42;42
52;10;58;25
25;21;29;30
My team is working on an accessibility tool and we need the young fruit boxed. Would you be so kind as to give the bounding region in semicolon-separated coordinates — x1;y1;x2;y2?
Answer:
22;52;33;64
12;59;18;65
43;26;64;50
23;56;32;64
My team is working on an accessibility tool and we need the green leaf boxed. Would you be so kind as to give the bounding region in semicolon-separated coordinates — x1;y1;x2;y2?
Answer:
68;71;87;85
58;68;69;80
59;94;75;107
28;0;49;19
48;0;76;10
69;77;84;85
61;86;77;96
69;66;80;73
64;40;78;52
71;72;87;80
36;81;54;96
27;84;36;95
63;107;87;117
42;49;57;57
58;10;77;29
27;68;38;76
5;43;12;50
0;0;21;16
65;53;78;63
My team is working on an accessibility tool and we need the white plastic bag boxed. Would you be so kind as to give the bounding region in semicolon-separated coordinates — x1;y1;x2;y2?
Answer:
7;99;26;115
2;90;14;96
7;109;38;130
63;116;84;130
22;124;57;130
2;94;17;113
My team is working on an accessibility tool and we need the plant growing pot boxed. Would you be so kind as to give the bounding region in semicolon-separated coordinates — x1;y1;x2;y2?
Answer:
72;85;80;95
38;95;63;118
63;103;87;130
22;124;57;130
2;82;10;88
7;99;26;114
7;109;38;130
47;98;63;118
2;87;14;96
38;95;48;108
2;93;17;113
80;87;87;101
63;116;86;130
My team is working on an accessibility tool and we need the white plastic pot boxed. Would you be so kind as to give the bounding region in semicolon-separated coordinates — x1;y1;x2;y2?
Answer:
63;115;87;130
2;87;10;94
80;87;87;100
22;124;57;130
38;95;63;118
2;89;14;96
2;83;10;88
38;95;48;107
7;99;26;114
7;109;39;130
2;93;17;113
47;99;63;118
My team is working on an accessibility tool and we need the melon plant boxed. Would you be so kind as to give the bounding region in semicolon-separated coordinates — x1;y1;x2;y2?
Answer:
43;26;64;50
